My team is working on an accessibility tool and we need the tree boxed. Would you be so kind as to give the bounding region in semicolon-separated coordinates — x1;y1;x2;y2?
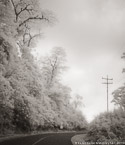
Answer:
0;0;55;48
72;94;84;109
121;52;125;73
9;0;55;47
41;47;67;89
112;86;125;111
0;74;14;134
112;52;125;111
0;0;17;36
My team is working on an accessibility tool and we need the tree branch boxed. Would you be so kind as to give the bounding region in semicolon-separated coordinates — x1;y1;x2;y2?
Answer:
10;0;35;22
17;4;31;17
10;0;18;21
20;24;42;47
19;15;49;27
49;57;58;84
27;33;40;47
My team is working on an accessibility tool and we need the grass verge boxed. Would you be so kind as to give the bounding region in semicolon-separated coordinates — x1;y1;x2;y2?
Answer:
71;134;87;145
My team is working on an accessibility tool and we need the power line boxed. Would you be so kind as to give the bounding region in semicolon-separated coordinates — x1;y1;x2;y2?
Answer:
102;75;113;112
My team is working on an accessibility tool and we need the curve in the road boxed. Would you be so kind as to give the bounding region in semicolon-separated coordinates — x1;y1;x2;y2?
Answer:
0;133;78;145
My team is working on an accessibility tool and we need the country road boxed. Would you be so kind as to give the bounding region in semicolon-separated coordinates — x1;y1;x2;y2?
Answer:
0;132;80;145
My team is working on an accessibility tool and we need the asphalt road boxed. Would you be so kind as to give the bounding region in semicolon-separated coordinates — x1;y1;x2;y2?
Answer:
0;132;78;145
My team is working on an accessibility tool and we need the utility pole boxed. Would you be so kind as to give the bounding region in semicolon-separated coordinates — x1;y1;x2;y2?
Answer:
102;75;113;112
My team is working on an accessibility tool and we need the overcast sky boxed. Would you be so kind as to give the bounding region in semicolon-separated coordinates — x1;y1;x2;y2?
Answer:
35;0;125;122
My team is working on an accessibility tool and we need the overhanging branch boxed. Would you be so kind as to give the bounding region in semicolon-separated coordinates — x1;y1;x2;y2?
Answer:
19;15;49;27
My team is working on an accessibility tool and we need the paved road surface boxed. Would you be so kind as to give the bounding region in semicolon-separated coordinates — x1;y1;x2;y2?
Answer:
0;132;78;145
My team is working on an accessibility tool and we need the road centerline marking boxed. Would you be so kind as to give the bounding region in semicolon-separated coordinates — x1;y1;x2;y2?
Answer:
32;135;53;145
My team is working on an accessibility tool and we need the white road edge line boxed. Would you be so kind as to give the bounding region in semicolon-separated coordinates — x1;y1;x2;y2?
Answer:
32;136;52;145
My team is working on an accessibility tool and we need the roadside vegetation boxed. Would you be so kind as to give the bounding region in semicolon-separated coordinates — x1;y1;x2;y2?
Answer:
84;53;125;142
85;109;125;142
0;0;87;135
72;87;125;144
